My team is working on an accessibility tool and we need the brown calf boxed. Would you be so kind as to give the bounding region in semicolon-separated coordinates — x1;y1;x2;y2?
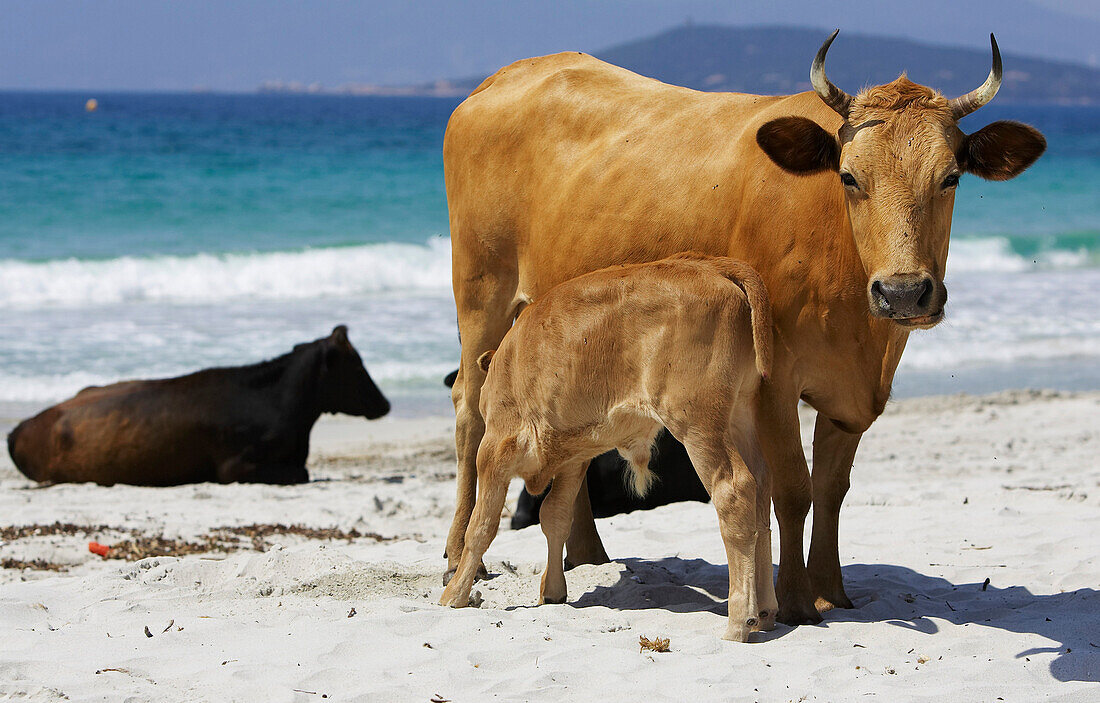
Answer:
439;254;776;642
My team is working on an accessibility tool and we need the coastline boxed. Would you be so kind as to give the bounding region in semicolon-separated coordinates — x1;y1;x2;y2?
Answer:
1;389;1097;700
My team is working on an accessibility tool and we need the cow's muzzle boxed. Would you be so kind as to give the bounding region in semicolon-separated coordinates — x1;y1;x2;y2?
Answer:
868;274;946;328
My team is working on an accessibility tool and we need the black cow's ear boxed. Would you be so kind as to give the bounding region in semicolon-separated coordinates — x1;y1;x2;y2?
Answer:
959;121;1046;181
756;117;840;174
331;325;350;347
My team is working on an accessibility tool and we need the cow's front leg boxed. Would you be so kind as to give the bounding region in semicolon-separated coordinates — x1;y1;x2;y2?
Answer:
755;385;820;625
563;473;610;569
444;263;518;583
807;415;862;611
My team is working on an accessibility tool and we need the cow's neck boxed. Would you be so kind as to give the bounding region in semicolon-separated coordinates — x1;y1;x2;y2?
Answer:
767;201;909;431
258;349;326;435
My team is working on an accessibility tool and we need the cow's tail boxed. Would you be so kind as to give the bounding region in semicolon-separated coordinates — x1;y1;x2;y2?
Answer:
715;260;773;380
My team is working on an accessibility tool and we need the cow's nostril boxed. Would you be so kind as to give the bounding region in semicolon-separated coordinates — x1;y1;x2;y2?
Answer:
917;278;934;310
870;280;889;311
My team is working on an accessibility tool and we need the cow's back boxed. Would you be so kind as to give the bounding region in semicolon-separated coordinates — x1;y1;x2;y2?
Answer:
445;53;849;309
8;379;222;485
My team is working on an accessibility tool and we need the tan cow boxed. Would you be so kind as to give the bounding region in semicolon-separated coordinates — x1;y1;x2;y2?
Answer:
443;32;1045;624
440;254;776;641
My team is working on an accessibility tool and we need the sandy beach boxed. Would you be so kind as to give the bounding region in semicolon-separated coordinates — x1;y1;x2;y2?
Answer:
0;390;1097;702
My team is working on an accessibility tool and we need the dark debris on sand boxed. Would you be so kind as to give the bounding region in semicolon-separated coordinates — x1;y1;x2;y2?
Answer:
0;522;398;571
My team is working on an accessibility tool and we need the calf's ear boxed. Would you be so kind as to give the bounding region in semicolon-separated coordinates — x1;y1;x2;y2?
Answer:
477;350;495;373
958;121;1046;181
756;117;840;174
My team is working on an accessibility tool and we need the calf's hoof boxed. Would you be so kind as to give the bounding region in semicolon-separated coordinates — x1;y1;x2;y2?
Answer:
538;593;567;605
439;587;466;608
439;590;482;608
753;608;778;632
722;618;755;643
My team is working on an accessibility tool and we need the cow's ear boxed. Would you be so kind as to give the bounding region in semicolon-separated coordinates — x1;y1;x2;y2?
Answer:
756;117;840;174
958;121;1046;181
331;325;350;348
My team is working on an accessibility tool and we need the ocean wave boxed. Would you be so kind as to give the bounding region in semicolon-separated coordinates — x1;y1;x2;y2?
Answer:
947;237;1090;273
0;235;1092;311
0;238;452;309
0;371;124;405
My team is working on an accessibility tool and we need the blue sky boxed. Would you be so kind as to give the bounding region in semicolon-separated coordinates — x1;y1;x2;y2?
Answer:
1;0;1097;91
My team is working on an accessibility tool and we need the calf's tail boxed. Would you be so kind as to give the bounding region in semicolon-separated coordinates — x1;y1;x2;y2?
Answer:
715;260;773;379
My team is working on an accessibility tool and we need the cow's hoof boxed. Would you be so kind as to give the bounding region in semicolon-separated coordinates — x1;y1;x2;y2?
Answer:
565;551;610;568
776;603;823;626
442;562;488;586
539;593;567;605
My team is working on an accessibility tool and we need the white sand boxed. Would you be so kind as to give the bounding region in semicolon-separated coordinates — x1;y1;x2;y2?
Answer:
0;391;1097;702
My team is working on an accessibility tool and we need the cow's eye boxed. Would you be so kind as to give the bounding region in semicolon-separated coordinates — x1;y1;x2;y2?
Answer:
839;172;859;189
942;173;960;189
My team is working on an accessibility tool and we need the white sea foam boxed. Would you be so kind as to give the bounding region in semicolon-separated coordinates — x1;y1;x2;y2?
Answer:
0;236;1096;406
947;237;1089;273
0;235;1091;311
0;238;452;309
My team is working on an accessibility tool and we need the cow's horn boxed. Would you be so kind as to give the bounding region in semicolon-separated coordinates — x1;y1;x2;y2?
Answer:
810;29;853;118
949;34;1002;120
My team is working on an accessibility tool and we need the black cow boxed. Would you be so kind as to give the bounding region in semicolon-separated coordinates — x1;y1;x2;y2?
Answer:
7;326;389;485
509;428;709;529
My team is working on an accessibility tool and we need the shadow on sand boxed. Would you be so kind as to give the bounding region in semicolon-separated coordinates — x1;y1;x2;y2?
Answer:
571;556;1098;682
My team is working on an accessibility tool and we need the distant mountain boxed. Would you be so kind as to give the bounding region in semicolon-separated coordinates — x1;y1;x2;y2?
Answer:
429;25;1100;104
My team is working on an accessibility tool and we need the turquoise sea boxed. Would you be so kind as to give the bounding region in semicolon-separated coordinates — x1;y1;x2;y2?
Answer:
0;92;1097;415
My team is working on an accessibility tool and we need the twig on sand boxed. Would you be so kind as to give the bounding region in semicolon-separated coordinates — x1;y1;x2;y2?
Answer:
639;635;671;653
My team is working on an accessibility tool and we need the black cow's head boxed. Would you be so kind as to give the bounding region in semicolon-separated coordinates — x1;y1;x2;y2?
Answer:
318;325;390;419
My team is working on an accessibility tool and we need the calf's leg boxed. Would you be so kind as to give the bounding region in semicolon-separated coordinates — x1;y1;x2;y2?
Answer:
439;469;509;608
684;436;759;642
742;440;779;632
538;466;585;604
807;415;862;611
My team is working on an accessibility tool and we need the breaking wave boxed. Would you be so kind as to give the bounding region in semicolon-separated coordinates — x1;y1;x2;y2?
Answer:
0;235;1094;310
0;238;452;309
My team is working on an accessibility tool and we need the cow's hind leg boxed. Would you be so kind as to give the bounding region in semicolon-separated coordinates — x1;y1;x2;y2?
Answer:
807;415;862;611
444;258;518;583
755;385;821;625
539;465;585;604
563;473;610;569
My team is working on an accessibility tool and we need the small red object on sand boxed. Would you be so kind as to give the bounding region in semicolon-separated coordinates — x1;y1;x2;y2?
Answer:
88;542;110;557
